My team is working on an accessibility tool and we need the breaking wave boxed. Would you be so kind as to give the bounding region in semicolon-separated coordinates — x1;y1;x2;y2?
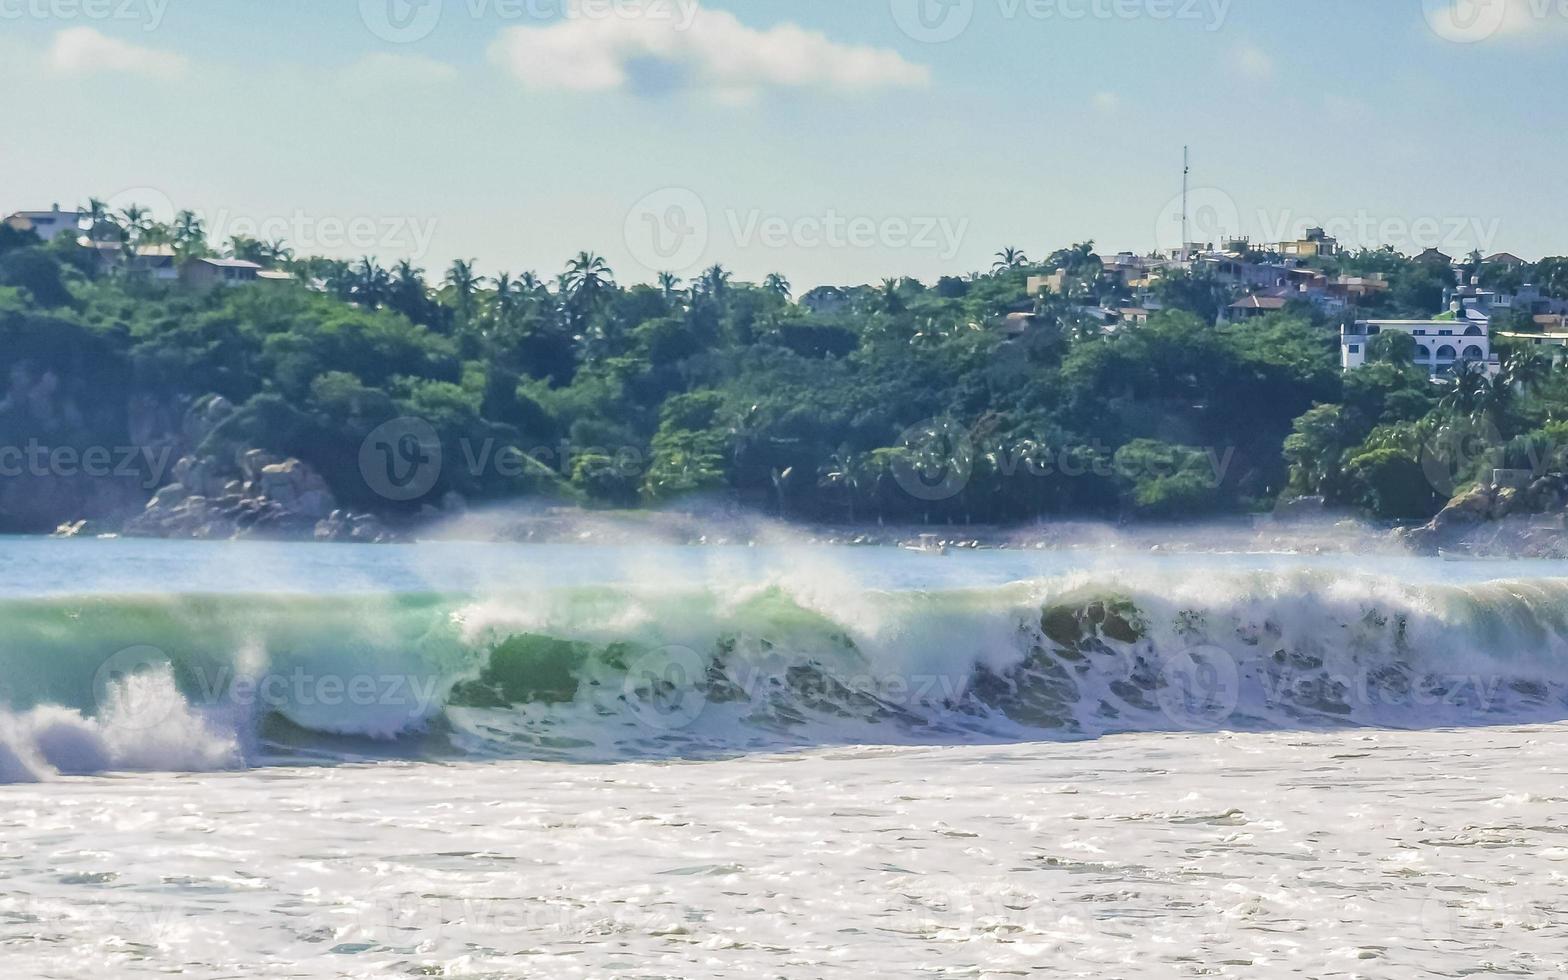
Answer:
5;569;1568;780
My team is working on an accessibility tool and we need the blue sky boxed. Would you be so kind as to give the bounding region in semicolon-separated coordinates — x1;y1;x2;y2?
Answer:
3;0;1565;288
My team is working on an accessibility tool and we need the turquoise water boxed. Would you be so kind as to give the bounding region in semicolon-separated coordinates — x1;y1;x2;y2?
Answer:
6;535;1568;781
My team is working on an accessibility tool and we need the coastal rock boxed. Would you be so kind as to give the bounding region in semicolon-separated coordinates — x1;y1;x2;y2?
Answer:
1399;474;1568;558
125;451;341;542
1431;486;1493;532
1491;487;1520;520
314;509;395;544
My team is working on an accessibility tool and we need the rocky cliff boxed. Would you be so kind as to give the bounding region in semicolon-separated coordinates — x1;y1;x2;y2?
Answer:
1397;476;1568;558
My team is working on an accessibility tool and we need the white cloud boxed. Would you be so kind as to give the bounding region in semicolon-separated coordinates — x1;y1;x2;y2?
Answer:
338;52;458;95
1092;91;1120;112
1235;43;1274;78
488;1;930;100
48;27;187;80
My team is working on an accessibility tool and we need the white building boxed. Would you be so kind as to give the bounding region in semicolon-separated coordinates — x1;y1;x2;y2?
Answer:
3;205;84;243
1341;317;1499;377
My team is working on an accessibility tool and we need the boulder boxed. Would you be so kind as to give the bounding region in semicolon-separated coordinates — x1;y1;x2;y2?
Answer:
1431;486;1493;532
126;451;343;542
315;509;395;544
1491;486;1520;520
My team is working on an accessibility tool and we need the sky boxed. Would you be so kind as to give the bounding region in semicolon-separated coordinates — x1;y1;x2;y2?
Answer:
3;0;1566;289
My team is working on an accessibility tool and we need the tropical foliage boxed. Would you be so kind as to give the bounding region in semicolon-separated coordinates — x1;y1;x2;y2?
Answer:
6;205;1568;531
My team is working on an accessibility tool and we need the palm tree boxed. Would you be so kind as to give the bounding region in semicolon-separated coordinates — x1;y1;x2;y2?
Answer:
84;198;115;242
817;449;865;523
1439;361;1492;420
445;258;481;323
138;221;174;247
389;260;429;323
264;238;294;266
1502;349;1552;396
119;205;151;246
518;270;546;298
764;272;792;301
226;235;269;263
1064;241;1097;266
993;247;1029;271
697;263;731;299
909;318;944;347
490;272;523;327
318;259;355;302
657;271;683;304
879;277;906;315
171;210;206;256
352;256;390;307
563;251;613;298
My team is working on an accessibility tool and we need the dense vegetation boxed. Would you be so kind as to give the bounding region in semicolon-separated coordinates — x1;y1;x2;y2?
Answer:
4;201;1568;533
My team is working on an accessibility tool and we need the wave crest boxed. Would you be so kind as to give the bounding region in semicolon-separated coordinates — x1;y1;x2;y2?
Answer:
3;570;1568;778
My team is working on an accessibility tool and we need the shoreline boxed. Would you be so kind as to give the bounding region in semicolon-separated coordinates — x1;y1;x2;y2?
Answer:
20;509;1430;557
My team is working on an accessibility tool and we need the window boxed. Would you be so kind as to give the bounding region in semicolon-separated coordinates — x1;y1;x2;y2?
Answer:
1348;344;1360;354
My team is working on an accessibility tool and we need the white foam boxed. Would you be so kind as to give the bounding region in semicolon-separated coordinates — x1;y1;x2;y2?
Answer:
0;668;241;783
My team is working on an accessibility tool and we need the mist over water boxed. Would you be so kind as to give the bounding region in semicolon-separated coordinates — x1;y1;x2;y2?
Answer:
4;523;1568;782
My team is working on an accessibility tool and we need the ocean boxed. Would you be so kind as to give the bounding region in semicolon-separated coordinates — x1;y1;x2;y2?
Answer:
2;537;1567;977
